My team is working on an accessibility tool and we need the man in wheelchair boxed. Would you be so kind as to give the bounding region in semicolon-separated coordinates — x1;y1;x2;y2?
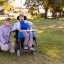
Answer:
12;14;35;51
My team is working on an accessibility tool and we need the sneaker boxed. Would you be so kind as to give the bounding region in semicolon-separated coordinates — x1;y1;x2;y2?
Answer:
29;47;34;51
24;46;28;50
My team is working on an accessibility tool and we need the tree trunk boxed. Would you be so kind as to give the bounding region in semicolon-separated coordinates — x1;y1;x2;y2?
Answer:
59;12;62;18
37;6;39;15
44;7;48;19
52;11;54;19
52;11;56;19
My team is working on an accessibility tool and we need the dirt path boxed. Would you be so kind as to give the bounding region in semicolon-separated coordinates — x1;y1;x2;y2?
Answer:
0;52;46;64
0;52;63;64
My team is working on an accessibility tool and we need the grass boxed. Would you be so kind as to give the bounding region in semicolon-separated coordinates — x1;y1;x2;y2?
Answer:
0;18;64;64
36;29;64;64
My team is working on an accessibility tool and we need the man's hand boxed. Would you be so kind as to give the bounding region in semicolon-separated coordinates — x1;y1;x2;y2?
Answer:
6;31;11;36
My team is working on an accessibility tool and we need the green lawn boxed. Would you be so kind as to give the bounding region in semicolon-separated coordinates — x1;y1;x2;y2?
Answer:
0;19;64;64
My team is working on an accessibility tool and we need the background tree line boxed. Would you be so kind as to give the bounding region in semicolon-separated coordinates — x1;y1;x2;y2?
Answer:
0;0;64;19
25;0;64;19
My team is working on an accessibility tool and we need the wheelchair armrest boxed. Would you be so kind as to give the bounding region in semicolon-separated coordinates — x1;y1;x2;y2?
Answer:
33;37;36;41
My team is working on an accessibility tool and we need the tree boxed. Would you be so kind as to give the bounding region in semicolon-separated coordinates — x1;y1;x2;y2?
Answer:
48;0;64;19
25;0;42;16
25;0;49;19
42;0;49;19
25;0;64;19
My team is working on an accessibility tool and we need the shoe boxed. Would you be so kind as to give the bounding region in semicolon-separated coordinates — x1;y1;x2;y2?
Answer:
24;46;28;50
29;47;34;51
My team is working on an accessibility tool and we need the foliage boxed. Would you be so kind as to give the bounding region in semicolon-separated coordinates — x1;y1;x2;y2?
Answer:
3;2;13;10
25;0;64;19
48;0;63;12
25;0;42;16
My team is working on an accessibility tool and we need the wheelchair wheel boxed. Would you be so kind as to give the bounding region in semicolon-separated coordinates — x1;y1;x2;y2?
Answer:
14;41;21;56
0;46;2;52
17;49;21;56
32;37;37;52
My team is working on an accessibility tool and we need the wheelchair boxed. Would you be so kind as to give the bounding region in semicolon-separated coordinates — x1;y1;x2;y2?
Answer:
14;30;37;56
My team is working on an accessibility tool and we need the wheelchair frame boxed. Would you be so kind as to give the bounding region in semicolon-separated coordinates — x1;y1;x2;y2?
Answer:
14;30;37;56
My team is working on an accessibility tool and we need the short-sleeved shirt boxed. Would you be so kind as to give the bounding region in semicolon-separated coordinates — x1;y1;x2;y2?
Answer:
12;20;33;31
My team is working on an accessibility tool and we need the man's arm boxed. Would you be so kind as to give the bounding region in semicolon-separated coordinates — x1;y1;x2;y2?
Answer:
12;22;20;31
0;28;6;45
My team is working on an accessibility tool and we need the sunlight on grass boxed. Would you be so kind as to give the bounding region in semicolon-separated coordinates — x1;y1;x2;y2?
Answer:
57;26;64;29
47;49;61;58
36;30;45;37
49;25;56;28
37;30;44;34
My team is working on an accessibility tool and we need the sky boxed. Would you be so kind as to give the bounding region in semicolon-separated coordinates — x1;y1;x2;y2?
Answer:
9;0;26;8
8;0;46;13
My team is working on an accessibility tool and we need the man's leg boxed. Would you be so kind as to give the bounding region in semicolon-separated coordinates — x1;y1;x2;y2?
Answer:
22;32;29;49
28;32;33;50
